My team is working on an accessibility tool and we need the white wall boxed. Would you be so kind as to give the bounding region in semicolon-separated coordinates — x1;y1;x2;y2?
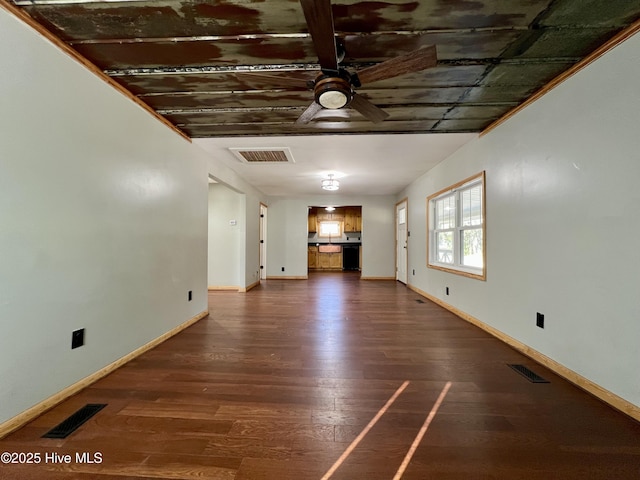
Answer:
243;191;263;287
265;198;308;277
401;32;640;408
205;158;265;290
266;195;396;278
207;183;244;288
0;10;210;424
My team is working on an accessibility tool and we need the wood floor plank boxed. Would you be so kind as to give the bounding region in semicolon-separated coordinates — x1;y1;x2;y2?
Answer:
203;437;291;461
49;452;239;480
234;457;327;480
116;401;221;421
1;272;638;479
228;420;335;443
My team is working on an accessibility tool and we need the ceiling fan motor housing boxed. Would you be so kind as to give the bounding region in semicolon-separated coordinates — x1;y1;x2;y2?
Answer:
314;70;354;109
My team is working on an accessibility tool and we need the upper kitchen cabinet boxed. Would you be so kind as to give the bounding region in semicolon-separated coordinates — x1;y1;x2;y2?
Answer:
317;208;344;223
308;207;317;233
344;207;362;233
309;206;361;234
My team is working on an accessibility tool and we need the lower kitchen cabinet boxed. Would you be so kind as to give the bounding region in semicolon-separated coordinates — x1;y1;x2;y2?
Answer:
308;246;343;270
308;246;318;268
317;251;342;270
329;252;342;269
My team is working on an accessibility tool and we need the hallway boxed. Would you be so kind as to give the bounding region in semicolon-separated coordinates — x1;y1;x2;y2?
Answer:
1;273;639;479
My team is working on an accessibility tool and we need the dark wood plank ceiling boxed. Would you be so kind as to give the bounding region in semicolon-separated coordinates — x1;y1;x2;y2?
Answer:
9;0;640;137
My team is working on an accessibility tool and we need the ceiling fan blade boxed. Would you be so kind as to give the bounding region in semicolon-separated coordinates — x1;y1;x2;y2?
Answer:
356;45;437;85
236;72;312;90
300;0;338;71
349;93;389;123
295;101;323;125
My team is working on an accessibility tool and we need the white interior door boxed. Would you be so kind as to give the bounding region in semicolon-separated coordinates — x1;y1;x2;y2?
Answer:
260;203;267;280
396;200;408;284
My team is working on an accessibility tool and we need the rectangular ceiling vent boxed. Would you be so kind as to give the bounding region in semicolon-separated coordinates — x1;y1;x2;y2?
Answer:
229;147;294;164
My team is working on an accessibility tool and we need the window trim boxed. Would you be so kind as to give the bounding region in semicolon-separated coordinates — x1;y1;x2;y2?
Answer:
427;171;486;280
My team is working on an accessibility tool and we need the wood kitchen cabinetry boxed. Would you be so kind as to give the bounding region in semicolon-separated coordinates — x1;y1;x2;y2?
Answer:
308;206;361;234
318;252;342;269
308;208;317;233
308;205;361;272
308;245;342;270
308;246;318;268
344;207;362;232
316;210;343;223
330;252;342;269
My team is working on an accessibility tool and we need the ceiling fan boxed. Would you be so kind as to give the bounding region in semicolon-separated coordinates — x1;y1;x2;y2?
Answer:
239;0;438;126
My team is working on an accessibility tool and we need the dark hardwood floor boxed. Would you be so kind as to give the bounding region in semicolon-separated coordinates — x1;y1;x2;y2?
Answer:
1;272;639;479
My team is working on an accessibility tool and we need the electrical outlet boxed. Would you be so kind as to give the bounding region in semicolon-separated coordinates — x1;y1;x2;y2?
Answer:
281;267;285;272
188;290;192;301
412;269;415;275
71;329;85;349
536;312;545;329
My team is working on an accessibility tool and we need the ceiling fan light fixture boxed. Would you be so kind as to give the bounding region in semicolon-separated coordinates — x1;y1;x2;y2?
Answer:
314;76;352;110
318;90;349;109
321;174;340;191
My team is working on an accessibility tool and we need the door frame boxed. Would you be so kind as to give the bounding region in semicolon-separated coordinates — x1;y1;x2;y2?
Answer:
259;203;268;280
395;198;408;284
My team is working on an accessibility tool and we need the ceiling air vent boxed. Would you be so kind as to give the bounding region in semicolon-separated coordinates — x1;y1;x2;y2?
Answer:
229;147;294;164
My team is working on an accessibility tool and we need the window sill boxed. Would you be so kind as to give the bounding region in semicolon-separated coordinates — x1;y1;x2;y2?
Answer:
428;263;485;281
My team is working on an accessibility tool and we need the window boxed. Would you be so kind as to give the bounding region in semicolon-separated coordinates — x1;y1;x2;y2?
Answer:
398;206;406;225
427;172;485;280
319;221;341;237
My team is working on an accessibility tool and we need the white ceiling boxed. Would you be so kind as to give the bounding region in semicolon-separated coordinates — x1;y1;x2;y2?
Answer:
195;133;476;197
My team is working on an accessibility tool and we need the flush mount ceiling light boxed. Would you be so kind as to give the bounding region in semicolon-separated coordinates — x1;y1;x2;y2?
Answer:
321;174;339;191
325;206;336;211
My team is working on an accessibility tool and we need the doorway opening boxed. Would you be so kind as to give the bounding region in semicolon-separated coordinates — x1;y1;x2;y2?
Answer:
207;175;244;291
307;205;362;273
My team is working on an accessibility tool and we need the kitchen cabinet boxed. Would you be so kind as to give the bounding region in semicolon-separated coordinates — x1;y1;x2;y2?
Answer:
310;245;342;270
344;207;362;232
311;206;361;234
329;252;342;269
308;246;318;268
317;252;342;270
317;209;344;223
307;247;318;269
317;252;331;269
308;208;317;233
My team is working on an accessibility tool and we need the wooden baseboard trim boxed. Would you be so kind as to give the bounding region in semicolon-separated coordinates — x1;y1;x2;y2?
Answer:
208;286;240;291
0;310;209;439
407;284;640;422
361;276;396;281
239;280;260;293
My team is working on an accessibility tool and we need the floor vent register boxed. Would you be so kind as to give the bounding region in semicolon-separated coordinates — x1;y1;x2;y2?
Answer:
508;364;550;383
42;404;107;439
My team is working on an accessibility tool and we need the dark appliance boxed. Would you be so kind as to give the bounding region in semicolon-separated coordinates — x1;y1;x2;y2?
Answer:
342;245;359;271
